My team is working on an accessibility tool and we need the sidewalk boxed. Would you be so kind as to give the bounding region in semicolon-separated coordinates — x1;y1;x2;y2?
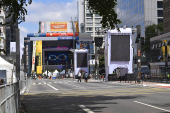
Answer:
88;78;170;89
109;80;170;89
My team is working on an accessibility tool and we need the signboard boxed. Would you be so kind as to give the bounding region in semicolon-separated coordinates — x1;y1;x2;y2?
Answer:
31;41;36;73
50;22;67;31
36;41;42;74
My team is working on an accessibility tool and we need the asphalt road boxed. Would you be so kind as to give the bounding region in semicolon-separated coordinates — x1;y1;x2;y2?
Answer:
21;78;170;113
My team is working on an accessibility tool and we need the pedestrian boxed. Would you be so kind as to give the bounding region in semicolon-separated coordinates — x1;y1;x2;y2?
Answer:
85;72;88;83
0;79;4;85
77;71;81;82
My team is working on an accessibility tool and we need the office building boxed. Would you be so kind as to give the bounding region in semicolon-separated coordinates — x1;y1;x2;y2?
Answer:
5;10;18;55
163;0;170;33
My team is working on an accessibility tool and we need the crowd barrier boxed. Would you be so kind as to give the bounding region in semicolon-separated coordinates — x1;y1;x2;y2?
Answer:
0;81;20;113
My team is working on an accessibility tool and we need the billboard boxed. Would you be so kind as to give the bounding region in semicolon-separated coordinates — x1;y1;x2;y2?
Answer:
36;41;42;74
40;21;79;33
50;22;67;31
111;35;130;61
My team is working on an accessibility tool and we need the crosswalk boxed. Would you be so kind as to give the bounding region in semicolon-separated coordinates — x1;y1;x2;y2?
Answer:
32;81;77;85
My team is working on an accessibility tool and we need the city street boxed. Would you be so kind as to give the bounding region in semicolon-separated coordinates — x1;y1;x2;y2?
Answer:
21;78;170;113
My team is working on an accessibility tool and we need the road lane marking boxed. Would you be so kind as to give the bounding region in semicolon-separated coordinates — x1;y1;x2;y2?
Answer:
33;83;35;85
38;83;41;85
134;101;170;112
44;82;46;84
54;82;57;83
49;82;52;84
79;105;94;113
47;84;58;90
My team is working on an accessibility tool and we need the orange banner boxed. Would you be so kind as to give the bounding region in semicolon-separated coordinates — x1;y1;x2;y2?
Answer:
50;22;67;31
46;33;79;37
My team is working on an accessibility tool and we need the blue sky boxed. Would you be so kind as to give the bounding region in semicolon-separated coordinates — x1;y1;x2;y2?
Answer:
19;0;77;44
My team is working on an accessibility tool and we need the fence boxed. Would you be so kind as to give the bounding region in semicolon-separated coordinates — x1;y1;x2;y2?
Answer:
0;81;20;113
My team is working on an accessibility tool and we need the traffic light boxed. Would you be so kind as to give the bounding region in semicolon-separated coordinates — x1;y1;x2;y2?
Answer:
166;61;168;69
135;34;140;43
141;37;144;45
95;62;97;68
95;37;103;47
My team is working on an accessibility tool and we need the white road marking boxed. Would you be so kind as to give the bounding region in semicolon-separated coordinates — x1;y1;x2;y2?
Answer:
134;101;170;112
38;83;41;85
157;84;170;86
49;82;52;84
54;82;57;83
33;83;36;85
47;84;58;91
44;82;46;84
79;105;94;113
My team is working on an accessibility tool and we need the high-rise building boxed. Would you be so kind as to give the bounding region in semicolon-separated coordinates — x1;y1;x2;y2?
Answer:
0;7;6;54
116;0;163;60
5;10;18;55
78;0;104;39
163;0;170;33
117;0;163;36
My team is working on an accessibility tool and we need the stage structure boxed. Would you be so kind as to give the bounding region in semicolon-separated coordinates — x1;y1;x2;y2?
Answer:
24;21;93;76
104;28;133;81
74;49;89;78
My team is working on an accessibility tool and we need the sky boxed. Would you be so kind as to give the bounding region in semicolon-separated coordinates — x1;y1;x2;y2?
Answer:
19;0;77;45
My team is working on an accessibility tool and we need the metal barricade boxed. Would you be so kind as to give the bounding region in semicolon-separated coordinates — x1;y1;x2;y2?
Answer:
0;82;20;113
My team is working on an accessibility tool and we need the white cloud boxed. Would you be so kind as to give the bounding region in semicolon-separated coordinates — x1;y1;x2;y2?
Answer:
25;0;77;23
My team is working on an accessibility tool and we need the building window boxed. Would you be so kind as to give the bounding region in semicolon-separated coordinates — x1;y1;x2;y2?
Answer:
157;10;163;17
95;14;101;17
86;18;93;22
86;27;93;31
95;23;102;26
157;1;163;8
86;14;92;17
95;18;102;21
86;23;93;26
158;19;163;24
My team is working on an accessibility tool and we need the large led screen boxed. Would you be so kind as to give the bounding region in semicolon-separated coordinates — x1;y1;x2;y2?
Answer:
77;53;87;67
42;40;75;48
111;35;130;61
45;51;72;65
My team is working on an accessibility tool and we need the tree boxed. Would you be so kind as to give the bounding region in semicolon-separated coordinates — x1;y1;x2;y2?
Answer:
0;0;32;26
87;0;121;29
142;23;163;53
0;0;121;29
98;55;105;74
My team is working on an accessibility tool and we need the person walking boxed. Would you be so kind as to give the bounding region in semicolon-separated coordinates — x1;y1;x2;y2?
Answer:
77;71;81;82
85;72;88;83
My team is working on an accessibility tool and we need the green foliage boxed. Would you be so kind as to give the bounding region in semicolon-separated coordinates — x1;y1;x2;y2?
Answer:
0;0;31;26
87;0;121;30
99;55;105;68
142;23;163;53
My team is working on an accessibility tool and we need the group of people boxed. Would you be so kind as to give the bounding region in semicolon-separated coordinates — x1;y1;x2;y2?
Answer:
77;71;89;83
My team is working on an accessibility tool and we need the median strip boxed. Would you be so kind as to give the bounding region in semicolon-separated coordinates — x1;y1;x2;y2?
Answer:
134;101;170;112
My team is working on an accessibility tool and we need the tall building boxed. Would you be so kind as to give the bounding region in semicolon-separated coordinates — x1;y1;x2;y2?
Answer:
163;0;170;33
77;0;104;74
116;0;163;61
0;7;6;54
5;10;18;55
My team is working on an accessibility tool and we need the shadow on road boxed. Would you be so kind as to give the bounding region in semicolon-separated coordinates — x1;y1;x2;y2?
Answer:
21;93;143;113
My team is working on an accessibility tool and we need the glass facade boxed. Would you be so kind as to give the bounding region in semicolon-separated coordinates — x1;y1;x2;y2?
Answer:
117;0;145;37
